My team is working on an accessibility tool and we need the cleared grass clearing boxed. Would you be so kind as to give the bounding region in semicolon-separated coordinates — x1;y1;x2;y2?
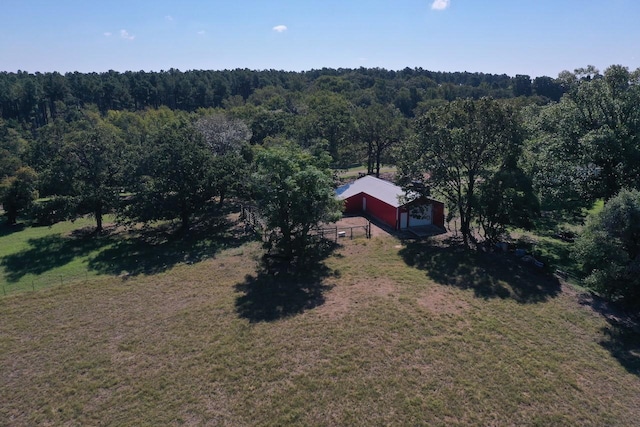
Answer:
1;224;639;426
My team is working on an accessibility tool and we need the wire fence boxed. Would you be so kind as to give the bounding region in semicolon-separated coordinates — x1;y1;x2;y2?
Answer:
240;205;372;243
312;223;371;241
2;271;94;297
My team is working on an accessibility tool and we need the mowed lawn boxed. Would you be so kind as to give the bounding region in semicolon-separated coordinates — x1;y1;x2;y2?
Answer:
1;220;639;426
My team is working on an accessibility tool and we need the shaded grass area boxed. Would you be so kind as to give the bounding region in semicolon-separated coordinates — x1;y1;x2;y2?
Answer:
399;238;561;304
0;217;109;293
87;216;252;277
235;240;339;322
2;233;112;283
511;201;606;281
578;292;640;376
1;233;639;425
0;213;254;294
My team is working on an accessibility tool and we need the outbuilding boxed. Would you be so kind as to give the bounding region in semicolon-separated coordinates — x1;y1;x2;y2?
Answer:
336;175;445;231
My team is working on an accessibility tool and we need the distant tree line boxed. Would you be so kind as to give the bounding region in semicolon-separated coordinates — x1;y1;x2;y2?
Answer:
0;67;564;126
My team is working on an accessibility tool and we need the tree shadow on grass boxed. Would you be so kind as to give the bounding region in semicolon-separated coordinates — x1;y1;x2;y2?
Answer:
87;216;255;277
399;239;561;304
1;232;116;283
2;215;256;283
234;240;339;322
578;293;640;377
0;222;26;238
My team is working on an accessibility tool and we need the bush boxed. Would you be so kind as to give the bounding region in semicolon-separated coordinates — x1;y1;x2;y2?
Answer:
574;189;640;303
29;196;79;226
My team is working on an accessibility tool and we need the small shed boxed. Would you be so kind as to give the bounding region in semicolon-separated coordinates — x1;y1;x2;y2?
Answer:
336;175;445;230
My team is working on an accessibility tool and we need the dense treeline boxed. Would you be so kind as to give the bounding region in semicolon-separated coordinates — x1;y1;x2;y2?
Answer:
0;66;563;185
0;67;562;126
1;64;639;301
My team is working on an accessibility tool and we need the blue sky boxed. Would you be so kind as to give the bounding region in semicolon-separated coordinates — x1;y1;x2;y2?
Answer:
1;0;638;77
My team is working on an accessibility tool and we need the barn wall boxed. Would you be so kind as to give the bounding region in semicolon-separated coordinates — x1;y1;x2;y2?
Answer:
401;198;446;229
432;202;445;228
343;192;364;214
344;193;398;229
362;194;398;229
342;192;445;230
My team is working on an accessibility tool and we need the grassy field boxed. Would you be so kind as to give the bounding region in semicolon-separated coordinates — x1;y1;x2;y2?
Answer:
0;216;114;294
1;216;639;426
337;165;396;180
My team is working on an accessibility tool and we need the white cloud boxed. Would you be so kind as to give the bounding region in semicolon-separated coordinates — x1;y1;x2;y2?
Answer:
272;25;287;33
120;29;135;40
165;15;173;21
103;32;112;37
431;0;450;10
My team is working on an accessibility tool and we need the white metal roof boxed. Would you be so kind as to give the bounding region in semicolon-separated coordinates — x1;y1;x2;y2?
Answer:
336;175;405;208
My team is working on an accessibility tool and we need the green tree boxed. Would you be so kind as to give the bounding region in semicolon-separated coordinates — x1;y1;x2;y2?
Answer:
0;166;38;225
63;113;125;232
532;76;563;102
354;103;406;177
297;92;355;166
123;119;215;231
574;189;640;303
513;74;532;97
252;143;342;261
522;102;593;212
398;98;525;248
528;65;640;205
0;119;29;180
476;159;540;244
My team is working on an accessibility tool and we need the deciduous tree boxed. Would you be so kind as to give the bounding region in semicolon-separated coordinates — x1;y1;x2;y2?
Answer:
398;98;528;248
123;119;215;231
0;166;38;225
252;143;342;261
574;189;640;303
63;113;125;232
527;65;640;207
354;103;406;177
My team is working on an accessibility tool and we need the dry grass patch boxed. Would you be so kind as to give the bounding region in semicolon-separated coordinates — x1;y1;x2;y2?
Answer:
417;287;471;316
1;227;640;426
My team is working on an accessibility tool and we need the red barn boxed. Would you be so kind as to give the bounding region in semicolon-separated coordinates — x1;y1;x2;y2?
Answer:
336;176;445;231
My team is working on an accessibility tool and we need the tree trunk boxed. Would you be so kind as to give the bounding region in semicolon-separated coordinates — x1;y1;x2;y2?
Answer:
6;207;17;225
94;202;103;233
459;205;470;248
181;210;189;231
281;227;293;262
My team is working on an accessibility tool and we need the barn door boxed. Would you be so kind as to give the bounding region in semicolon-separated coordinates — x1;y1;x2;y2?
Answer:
400;212;408;229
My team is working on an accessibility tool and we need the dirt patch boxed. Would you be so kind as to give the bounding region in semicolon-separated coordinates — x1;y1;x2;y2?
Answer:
417;287;470;316
330;216;390;238
318;277;397;319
